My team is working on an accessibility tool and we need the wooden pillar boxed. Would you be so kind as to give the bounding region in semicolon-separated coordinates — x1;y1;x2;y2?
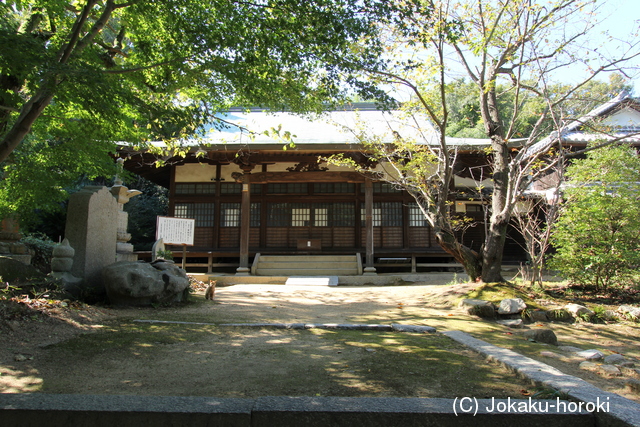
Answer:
363;178;376;275
236;182;251;275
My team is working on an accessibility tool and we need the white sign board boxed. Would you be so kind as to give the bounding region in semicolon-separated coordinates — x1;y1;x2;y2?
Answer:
156;216;195;246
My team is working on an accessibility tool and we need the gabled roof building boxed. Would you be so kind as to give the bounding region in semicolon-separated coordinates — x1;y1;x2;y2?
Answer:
121;94;640;275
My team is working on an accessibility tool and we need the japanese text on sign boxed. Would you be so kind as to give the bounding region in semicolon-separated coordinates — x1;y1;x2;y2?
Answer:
156;216;195;245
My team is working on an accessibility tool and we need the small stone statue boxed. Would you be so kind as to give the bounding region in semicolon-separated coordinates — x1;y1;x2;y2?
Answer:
49;238;82;295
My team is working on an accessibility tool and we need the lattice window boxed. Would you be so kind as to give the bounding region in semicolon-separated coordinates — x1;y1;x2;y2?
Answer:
314;183;355;193
409;203;428;227
174;183;216;195
220;203;240;227
291;206;310;226
314;208;328;226
267;203;290;227
361;182;402;193
361;202;402;226
332;203;355;226
267;183;308;194
220;183;242;194
250;202;261;227
174;203;215;227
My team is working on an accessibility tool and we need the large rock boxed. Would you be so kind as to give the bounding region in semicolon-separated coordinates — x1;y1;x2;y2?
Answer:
0;256;44;283
103;260;189;306
564;303;595;319
459;299;496;318
545;308;573;322
523;328;558;345
619;305;640;320
498;298;526;315
576;349;605;361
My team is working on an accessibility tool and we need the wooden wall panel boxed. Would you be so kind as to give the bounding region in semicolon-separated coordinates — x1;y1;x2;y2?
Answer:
408;228;431;248
332;228;355;247
219;228;240;248
288;228;310;247
266;228;288;247
194;227;214;248
249;228;260;247
382;227;403;248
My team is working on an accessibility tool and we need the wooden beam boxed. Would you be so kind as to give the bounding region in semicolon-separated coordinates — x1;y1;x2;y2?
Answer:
238;171;366;184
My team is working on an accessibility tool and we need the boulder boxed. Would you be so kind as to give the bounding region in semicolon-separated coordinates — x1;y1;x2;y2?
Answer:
601;310;619;322
626;379;640;394
103;260;190;306
579;361;599;372
576;349;605;361
529;310;549;322
460;299;496;319
565;303;595;319
545;308;573;322
523;328;558;345
0;256;44;283
603;354;627;365
619;305;640;320
496;319;524;328
599;365;622;377
498;298;526;315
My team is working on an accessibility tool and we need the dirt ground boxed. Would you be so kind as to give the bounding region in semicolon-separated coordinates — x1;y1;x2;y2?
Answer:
1;276;640;401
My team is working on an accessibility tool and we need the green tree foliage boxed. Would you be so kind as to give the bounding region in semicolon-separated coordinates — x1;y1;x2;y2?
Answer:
0;0;388;224
345;0;639;282
124;177;168;251
550;145;640;290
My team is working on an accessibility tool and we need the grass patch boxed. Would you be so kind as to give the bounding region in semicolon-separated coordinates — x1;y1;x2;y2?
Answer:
38;325;534;398
463;282;546;309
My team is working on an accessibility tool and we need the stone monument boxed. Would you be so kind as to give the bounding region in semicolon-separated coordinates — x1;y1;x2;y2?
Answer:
65;186;118;299
110;159;142;262
49;238;83;295
151;238;165;261
0;217;32;264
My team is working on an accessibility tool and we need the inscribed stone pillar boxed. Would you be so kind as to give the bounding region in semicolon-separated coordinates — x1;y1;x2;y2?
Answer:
65;186;118;297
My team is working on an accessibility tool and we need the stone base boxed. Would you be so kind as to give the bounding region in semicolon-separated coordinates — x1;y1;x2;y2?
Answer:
363;267;377;276
236;267;251;276
50;272;84;297
116;252;138;262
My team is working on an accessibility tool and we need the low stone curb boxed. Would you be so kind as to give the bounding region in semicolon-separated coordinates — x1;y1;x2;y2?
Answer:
0;394;593;427
443;330;640;427
133;319;437;333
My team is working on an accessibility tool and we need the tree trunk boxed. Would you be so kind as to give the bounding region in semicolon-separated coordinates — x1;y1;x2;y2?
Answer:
435;231;482;281
481;217;508;282
0;91;55;163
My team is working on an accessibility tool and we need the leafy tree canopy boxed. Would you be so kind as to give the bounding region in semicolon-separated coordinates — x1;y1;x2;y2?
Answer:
339;0;639;282
550;144;640;290
0;0;388;224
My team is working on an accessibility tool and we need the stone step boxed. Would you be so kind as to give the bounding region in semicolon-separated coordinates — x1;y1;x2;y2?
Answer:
257;269;358;276
258;255;357;262
254;255;360;276
257;261;356;269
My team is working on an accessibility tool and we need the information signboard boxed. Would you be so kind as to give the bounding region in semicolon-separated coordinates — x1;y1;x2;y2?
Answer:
156;216;195;246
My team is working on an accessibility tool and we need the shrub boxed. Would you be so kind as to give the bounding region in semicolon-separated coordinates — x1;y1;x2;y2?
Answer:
20;233;57;274
550;145;640;290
